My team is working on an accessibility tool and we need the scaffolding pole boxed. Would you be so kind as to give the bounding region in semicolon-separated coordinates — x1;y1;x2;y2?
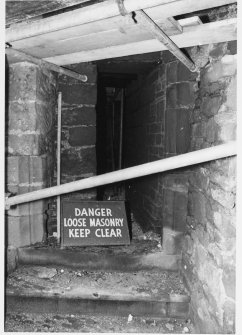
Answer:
57;92;62;243
5;142;236;209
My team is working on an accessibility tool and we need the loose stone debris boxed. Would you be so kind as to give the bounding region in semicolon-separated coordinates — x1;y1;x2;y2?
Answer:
7;265;188;297
5;312;194;333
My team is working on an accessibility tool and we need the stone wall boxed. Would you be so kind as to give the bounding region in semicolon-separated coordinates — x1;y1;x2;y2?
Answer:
47;63;97;235
6;61;57;247
181;42;236;334
124;40;236;333
124;55;197;236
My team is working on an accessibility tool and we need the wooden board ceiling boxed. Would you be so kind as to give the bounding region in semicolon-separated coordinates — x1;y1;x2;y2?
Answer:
6;0;237;66
6;0;98;26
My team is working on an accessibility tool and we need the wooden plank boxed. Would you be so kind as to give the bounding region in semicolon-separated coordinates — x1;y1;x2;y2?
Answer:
43;19;237;65
6;0;235;44
10;14;182;51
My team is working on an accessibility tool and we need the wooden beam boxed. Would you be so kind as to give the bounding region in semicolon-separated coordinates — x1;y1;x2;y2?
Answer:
6;0;236;43
134;10;197;72
44;18;237;65
5;48;88;82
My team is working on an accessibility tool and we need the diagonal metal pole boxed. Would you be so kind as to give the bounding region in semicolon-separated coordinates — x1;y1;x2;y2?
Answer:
6;47;88;82
5;142;236;209
133;10;198;72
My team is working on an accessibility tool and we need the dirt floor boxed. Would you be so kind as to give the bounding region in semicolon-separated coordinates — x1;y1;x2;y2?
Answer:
5;312;194;333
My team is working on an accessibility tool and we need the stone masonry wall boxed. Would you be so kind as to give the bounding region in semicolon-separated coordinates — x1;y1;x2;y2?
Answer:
6;61;57;247
181;42;237;334
47;63;97;235
124;64;166;234
124;41;236;333
124;57;197;236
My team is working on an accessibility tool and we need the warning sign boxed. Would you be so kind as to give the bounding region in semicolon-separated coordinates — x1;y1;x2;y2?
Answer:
61;201;130;246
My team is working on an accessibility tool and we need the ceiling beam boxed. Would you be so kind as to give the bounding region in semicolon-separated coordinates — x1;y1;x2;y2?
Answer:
44;18;237;65
6;0;236;43
6;47;88;82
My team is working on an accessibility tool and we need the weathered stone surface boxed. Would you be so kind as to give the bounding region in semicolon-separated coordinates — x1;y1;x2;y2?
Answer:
7;214;45;247
61;147;96;176
223;299;235;333
9;62;37;101
69;126;96;146
8;134;42;156
59;83;97;105
8;101;37;132
201;96;222;117
204;55;237;83
225;76;237;111
7;62;56;247
7;246;18;274
62;106;96;126
222;265;235;300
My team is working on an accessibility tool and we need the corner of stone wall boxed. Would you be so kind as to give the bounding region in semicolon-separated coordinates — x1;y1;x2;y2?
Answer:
180;41;236;334
6;61;57;247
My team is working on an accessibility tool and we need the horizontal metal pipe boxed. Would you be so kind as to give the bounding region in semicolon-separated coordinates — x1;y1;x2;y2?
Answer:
6;48;88;82
134;10;197;72
5;142;236;208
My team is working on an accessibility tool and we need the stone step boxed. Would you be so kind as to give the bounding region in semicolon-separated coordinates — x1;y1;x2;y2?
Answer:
15;239;181;272
6;265;190;320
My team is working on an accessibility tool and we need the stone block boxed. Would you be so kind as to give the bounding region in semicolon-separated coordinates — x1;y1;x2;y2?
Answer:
7;215;31;247
227;40;237;55
204;55;236;83
36;102;55;135
62;106;96;126
176;109;191;154
8;133;43;156
6;156;19;184
6;156;47;185
210;185;235;209
189;168;209;192
225;76;237;111
8;101;37;132
165;108;176;154
188;191;207;225
173;192;188;232
223;299;235;334
222;265;235;299
7;246;18;274
61;147;96;177
215;111;236;142
209;43;227;59
205;117;218;143
166;61;178;84
162;227;182;254
36;68;57;102
201;96;222;117
7;214;45;247
9;63;37;102
59;83;97;105
69;126;96;146
177;82;196;107
166;84;177;108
